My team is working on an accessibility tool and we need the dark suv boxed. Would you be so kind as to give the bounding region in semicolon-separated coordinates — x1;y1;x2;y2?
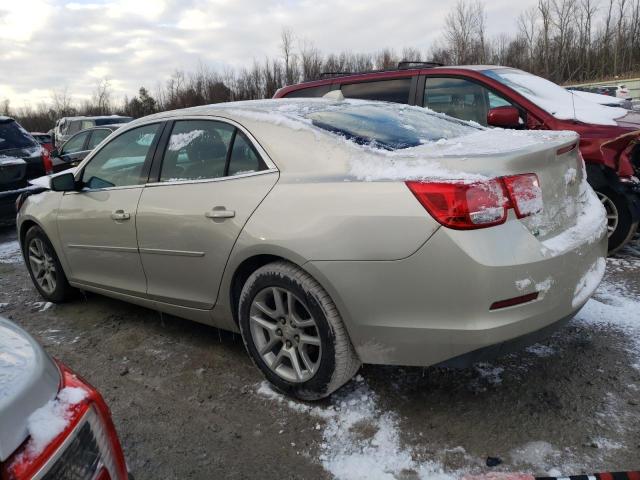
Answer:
0;116;52;224
275;64;640;253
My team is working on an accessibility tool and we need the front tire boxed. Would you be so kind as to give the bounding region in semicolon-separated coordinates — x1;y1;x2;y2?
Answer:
238;261;360;400
596;188;638;254
23;226;75;303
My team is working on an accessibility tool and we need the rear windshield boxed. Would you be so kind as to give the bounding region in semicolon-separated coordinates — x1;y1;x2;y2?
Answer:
305;103;478;150
0;120;37;150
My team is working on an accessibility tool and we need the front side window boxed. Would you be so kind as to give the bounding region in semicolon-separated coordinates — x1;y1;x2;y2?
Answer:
82;123;160;189
341;78;412;104
424;77;513;126
160;120;234;182
87;129;112;149
61;131;90;154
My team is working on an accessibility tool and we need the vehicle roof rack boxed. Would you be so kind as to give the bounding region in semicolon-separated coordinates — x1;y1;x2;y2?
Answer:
397;61;444;69
315;61;444;83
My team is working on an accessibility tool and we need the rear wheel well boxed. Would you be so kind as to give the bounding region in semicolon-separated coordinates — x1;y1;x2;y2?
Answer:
230;254;286;325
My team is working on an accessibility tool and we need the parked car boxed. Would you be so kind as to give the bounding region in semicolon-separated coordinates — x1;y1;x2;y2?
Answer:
0;116;53;224
16;99;607;399
568;89;633;109
275;64;640;253
30;132;54;153
0;316;128;479
53;115;132;147
51;124;122;173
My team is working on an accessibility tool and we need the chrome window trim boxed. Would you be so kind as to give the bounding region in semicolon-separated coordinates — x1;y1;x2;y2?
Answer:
145;168;278;188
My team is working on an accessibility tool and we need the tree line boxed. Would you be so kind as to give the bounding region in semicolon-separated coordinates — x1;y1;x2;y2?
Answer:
3;0;639;133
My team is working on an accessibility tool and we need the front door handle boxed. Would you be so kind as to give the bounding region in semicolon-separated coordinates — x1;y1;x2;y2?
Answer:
111;210;131;221
205;207;235;219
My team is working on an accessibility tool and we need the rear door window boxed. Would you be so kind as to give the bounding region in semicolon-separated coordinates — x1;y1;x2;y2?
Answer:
227;132;265;176
0;120;36;150
160;120;234;182
341;78;412;104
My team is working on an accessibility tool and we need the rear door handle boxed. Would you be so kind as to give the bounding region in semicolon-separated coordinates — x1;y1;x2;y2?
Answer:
205;207;235;219
111;210;131;221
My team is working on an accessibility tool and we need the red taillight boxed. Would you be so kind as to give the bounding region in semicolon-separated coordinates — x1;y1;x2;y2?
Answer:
1;365;128;480
41;147;53;175
502;173;542;219
490;292;539;310
406;173;542;230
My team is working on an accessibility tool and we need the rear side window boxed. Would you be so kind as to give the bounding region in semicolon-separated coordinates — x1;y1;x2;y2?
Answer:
228;132;265;176
160;120;234;182
0;120;37;150
341;78;412;104
283;85;332;98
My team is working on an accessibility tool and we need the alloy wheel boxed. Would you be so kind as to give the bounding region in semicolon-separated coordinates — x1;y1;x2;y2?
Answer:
597;191;619;238
249;287;322;383
28;237;57;295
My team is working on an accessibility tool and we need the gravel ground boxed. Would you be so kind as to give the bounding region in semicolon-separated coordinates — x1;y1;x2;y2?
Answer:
1;225;639;479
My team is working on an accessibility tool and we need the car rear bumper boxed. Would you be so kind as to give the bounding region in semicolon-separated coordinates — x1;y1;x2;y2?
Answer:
306;220;608;367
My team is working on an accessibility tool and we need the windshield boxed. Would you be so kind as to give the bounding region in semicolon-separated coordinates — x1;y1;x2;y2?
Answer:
482;68;627;126
0;121;37;150
305;103;479;150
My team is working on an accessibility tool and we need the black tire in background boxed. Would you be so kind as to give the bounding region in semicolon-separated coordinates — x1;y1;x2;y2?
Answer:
23;225;75;303
597;188;639;255
238;261;361;401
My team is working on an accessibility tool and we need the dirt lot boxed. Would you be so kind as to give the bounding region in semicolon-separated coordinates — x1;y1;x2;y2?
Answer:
1;225;639;479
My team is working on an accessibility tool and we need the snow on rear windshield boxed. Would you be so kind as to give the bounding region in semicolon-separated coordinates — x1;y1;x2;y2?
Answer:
483;68;627;126
305;103;479;150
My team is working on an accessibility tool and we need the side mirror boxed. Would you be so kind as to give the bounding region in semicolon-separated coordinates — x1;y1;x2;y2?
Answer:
50;172;78;192
487;106;521;128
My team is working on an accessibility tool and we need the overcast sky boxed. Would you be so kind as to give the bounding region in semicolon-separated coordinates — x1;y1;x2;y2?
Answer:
0;0;538;108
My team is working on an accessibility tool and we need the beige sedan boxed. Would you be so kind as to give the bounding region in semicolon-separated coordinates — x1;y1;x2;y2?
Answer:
16;98;608;399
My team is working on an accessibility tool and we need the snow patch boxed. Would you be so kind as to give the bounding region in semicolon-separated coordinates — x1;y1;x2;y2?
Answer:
168;129;205;151
572;257;606;308
535;277;554;296
256;380;458;479
515;278;532;291
474;363;504;385
0;241;22;264
525;344;556;358
23;387;88;456
509;441;562;474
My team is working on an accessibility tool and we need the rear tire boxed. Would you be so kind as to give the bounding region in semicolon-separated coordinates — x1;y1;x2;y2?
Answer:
23;226;75;303
238;261;361;401
597;188;638;255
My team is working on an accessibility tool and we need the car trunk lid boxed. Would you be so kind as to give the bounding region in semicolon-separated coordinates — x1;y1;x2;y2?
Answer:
0;316;60;461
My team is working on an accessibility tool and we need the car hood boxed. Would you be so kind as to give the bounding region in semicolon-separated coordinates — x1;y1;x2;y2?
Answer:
0;316;60;461
615;111;640;129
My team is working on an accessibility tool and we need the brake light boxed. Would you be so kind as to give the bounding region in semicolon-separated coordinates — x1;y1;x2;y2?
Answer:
406;173;542;229
1;365;128;480
41;147;53;175
502;174;542;219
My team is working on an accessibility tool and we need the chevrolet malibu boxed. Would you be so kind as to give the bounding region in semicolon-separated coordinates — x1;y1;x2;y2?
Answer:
16;98;608;400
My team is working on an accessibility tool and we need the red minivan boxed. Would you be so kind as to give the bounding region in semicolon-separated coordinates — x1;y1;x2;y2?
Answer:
275;63;640;253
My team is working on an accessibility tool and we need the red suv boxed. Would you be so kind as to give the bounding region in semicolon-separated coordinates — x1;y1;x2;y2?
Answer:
275;64;640;253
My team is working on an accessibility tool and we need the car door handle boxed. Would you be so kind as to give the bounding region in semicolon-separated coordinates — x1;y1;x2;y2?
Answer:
111;210;131;221
205;208;235;219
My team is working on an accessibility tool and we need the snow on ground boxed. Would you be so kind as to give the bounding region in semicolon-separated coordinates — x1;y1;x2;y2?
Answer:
0;240;22;264
257;378;459;480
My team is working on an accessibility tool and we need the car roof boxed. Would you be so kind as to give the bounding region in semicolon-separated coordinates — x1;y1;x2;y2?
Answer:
0;116;14;123
59;115;131;122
